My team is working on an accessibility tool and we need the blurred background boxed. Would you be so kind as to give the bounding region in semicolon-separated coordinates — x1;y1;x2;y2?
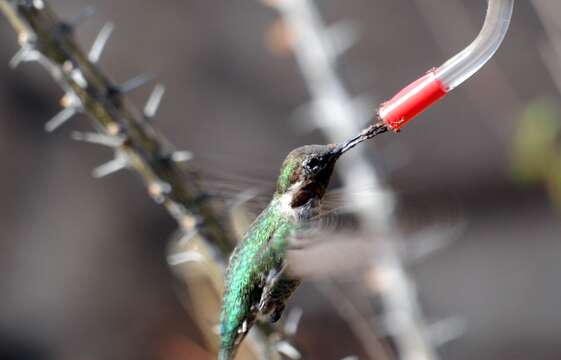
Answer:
1;0;561;359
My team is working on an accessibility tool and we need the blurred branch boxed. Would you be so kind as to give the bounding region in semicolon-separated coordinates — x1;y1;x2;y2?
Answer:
531;0;561;94
0;1;288;358
317;281;392;360
262;0;440;359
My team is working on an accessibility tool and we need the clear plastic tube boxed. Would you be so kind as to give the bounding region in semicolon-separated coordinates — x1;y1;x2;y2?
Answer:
435;0;514;90
379;0;514;131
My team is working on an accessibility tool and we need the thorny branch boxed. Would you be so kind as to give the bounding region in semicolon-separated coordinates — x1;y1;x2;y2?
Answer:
531;0;561;95
0;1;292;358
0;0;232;258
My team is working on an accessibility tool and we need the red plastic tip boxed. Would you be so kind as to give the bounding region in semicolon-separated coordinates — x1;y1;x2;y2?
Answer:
378;70;448;131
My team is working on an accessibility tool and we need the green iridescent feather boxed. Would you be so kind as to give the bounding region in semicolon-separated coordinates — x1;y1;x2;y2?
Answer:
219;200;296;359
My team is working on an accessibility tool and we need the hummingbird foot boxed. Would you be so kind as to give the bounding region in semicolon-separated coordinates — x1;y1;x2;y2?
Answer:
258;265;285;313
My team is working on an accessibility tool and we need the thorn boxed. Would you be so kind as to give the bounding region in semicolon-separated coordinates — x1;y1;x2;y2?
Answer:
324;20;359;59
283;307;303;337
59;92;81;108
92;156;127;178
88;22;114;63
428;317;466;347
117;73;155;94
70;69;88;88
167;250;204;266
180;216;198;233
148;181;172;203
106;123;121;136
62;60;74;73
17;32;33;47
275;341;301;360
45;92;82;132
143;84;166;119
61;59;88;89
171;150;193;163
45;107;77;132
31;0;45;10
9;46;40;69
149;181;172;195
71;131;124;148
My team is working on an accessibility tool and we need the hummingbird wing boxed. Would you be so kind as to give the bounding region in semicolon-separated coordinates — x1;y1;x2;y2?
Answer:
285;232;376;279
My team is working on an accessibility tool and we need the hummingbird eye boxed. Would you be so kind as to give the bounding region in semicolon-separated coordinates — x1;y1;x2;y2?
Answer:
305;157;322;173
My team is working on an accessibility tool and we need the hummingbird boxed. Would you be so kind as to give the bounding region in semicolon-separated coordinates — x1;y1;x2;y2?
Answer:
219;122;388;360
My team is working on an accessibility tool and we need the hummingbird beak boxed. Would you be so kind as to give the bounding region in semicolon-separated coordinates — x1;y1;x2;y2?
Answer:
332;122;389;156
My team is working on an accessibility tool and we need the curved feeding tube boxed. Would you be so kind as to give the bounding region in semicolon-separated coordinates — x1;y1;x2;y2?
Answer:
379;0;514;131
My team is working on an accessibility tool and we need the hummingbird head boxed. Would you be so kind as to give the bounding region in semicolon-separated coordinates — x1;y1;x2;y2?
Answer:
274;122;389;209
275;144;342;208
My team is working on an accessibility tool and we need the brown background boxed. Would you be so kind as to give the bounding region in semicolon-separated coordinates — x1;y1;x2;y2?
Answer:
0;1;560;359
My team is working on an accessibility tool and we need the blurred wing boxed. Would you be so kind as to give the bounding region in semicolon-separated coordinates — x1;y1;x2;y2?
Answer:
286;231;379;279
